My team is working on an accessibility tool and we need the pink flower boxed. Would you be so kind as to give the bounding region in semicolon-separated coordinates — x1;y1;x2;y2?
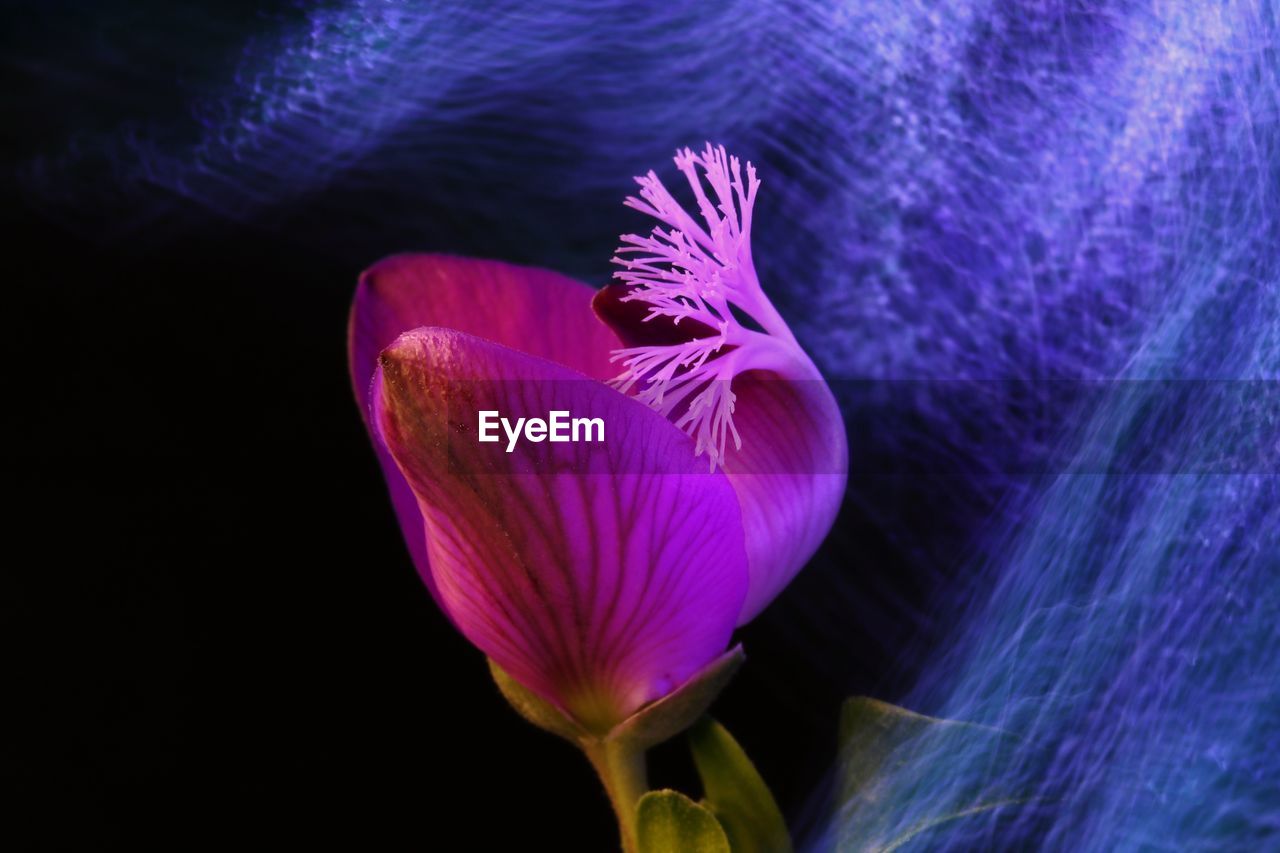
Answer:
349;145;847;732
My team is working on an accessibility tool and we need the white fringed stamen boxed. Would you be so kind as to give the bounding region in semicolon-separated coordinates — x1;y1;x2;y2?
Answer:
609;144;800;472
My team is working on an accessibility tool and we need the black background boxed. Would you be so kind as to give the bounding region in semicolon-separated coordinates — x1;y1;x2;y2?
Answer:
5;6;969;849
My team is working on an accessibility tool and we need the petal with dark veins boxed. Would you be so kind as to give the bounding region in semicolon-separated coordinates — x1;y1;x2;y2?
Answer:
373;327;748;730
348;254;621;606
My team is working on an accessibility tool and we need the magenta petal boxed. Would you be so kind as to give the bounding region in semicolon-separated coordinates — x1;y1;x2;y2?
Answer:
593;288;848;625
374;327;748;729
350;254;620;385
348;254;622;605
726;368;848;623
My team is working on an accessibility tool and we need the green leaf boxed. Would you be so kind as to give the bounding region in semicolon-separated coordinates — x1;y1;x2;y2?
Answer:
837;697;1023;852
689;717;792;853
489;646;744;749
637;790;731;853
610;646;745;750
488;659;587;743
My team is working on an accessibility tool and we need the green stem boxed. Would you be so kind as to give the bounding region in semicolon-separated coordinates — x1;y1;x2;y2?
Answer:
583;739;649;853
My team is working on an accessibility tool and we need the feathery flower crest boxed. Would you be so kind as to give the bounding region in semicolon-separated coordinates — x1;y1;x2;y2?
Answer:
610;144;802;471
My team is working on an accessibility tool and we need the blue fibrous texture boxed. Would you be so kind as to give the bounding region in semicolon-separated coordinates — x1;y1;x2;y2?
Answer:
23;1;1280;849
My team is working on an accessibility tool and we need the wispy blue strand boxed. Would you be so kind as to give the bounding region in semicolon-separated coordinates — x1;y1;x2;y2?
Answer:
817;0;1280;847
